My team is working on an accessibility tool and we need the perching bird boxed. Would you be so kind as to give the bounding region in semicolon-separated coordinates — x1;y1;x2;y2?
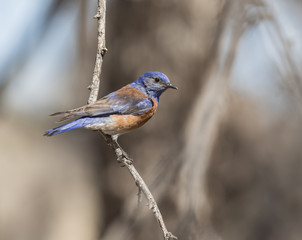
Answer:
44;71;177;159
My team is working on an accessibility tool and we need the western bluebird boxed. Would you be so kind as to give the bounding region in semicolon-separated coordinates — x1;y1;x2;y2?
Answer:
44;71;177;159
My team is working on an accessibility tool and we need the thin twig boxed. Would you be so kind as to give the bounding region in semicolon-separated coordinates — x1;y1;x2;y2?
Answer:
126;162;177;240
102;134;177;240
88;0;107;104
88;1;177;239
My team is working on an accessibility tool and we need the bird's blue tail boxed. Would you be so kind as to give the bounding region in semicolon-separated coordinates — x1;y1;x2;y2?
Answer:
44;118;88;136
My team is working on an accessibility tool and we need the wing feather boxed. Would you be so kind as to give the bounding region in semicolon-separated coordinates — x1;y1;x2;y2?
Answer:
51;86;153;122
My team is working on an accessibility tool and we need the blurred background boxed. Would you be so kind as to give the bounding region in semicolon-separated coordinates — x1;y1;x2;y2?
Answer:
1;0;302;240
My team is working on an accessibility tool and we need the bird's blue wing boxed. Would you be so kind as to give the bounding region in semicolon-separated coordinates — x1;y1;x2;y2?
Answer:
52;86;153;122
85;93;152;116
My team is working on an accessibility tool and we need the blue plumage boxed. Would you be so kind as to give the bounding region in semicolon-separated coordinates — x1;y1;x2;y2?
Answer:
44;118;89;136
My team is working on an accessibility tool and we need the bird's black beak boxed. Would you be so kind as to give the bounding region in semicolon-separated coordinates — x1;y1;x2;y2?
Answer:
166;83;178;90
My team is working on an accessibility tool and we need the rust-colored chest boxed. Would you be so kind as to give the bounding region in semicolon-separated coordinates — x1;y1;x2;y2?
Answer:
109;98;158;134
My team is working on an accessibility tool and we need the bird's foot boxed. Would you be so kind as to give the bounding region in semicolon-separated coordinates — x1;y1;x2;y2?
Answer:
115;148;133;166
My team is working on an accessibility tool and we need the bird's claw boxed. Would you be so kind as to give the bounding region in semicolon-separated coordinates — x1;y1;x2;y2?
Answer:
116;150;133;166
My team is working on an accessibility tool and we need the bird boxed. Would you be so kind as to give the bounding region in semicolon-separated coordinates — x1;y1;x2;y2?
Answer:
44;71;177;160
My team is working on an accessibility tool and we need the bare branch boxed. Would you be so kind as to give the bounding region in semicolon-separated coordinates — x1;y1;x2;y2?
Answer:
102;134;177;240
88;0;107;104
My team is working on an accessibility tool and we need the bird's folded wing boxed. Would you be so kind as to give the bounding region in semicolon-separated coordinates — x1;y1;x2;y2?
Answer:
51;86;153;122
84;94;152;116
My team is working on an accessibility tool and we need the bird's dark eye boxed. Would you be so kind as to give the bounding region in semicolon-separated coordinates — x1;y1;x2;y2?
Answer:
154;77;160;83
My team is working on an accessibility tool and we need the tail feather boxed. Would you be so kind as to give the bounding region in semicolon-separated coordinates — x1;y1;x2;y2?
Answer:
49;111;65;116
55;114;76;123
50;107;86;123
44;118;88;136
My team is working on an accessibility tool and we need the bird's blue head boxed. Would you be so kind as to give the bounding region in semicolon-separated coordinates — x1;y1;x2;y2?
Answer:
130;71;177;102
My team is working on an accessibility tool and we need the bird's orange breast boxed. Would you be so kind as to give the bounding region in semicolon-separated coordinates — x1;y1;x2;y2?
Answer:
110;98;158;134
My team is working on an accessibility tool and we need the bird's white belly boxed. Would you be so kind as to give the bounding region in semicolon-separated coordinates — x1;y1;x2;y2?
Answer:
83;113;153;136
84;118;113;134
84;116;127;135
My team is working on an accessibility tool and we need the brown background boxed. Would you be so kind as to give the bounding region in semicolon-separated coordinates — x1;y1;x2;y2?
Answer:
1;0;302;240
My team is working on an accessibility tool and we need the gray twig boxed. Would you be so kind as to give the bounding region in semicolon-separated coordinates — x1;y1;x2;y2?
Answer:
88;0;107;104
101;134;177;240
88;1;177;239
